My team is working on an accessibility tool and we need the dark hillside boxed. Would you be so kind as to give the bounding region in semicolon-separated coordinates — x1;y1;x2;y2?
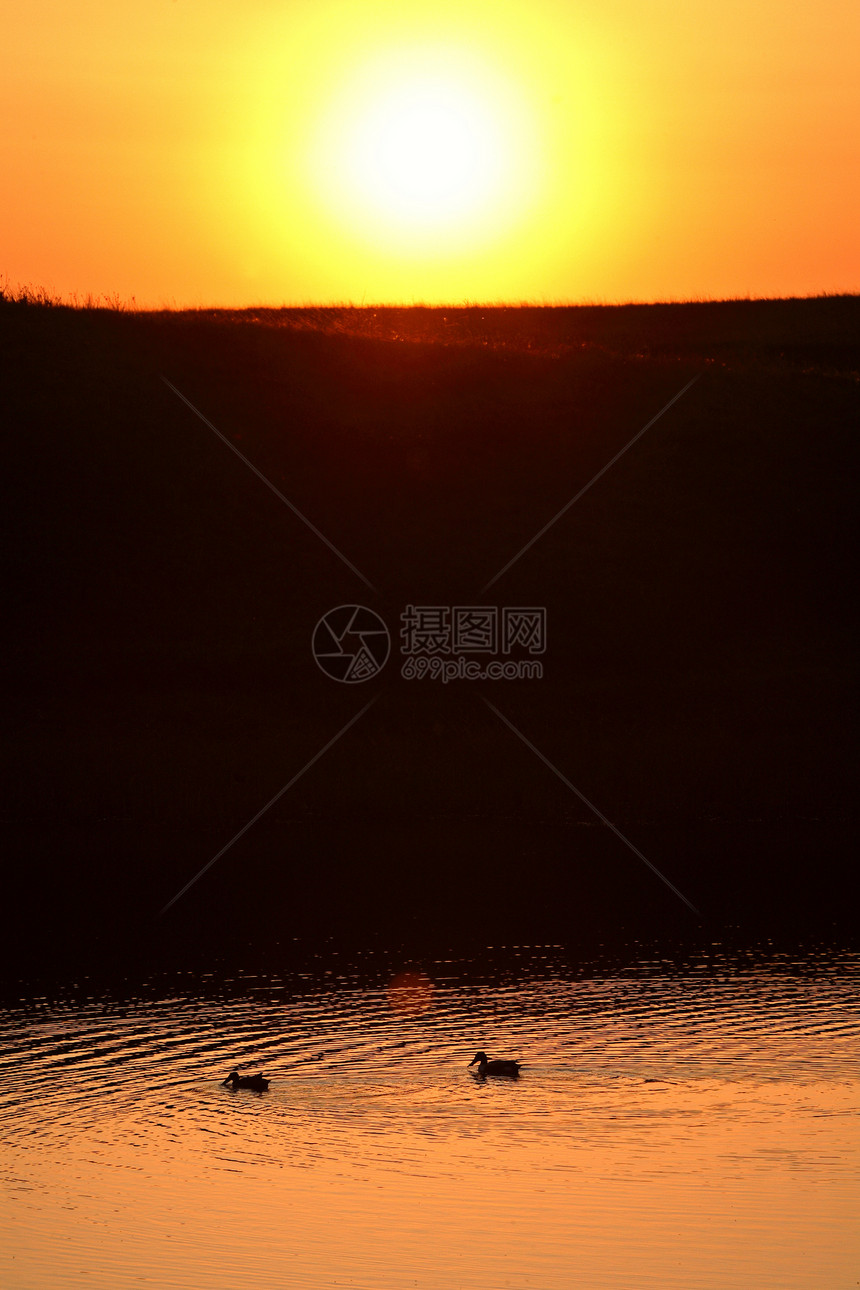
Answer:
2;297;857;978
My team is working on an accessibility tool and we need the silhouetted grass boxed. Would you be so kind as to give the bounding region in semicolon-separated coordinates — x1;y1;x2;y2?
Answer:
138;295;860;376
3;283;858;372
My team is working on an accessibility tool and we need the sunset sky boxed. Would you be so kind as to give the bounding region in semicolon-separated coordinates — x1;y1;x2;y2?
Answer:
3;0;858;306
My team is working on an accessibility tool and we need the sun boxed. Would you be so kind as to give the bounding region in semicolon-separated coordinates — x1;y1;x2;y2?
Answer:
295;40;547;277
346;78;504;228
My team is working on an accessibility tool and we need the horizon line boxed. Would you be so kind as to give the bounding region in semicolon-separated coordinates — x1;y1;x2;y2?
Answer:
1;277;860;314
2;282;859;315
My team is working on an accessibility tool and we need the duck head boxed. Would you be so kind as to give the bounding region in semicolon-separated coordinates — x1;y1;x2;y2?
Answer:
222;1069;240;1086
468;1051;489;1069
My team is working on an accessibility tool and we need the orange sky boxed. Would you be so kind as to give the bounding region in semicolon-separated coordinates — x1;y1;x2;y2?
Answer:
2;0;858;306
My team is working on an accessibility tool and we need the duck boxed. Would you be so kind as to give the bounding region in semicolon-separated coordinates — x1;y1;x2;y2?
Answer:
222;1069;269;1091
468;1051;520;1078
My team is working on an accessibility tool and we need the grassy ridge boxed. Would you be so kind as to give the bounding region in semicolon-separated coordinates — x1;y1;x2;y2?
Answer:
5;284;859;368
180;296;860;372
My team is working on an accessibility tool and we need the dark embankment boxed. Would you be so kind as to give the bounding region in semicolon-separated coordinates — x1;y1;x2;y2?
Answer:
2;296;857;982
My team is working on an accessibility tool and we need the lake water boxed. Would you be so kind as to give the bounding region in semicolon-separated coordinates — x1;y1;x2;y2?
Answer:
2;944;858;1289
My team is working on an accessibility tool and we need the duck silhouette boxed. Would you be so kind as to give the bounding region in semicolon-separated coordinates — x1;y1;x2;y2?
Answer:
468;1051;520;1078
222;1069;269;1091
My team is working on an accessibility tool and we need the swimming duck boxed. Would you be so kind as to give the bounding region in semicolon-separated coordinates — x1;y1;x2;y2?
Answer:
468;1051;520;1078
222;1069;269;1091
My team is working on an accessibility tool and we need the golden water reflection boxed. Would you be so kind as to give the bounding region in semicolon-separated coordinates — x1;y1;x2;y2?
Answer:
1;948;858;1288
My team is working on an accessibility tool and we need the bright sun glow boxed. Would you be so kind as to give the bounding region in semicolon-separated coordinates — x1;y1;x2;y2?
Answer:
3;0;858;304
302;42;544;271
348;79;503;226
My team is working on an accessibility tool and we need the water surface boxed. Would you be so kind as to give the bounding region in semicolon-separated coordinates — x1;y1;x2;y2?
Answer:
2;946;858;1288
